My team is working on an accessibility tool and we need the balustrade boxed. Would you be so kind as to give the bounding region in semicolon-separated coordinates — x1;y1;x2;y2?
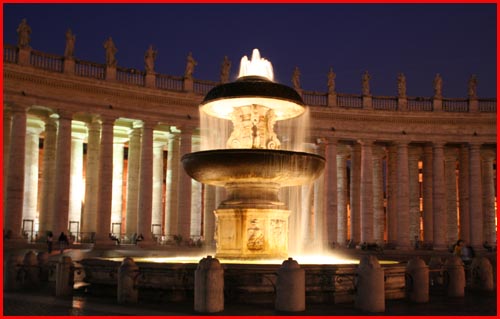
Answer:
478;99;496;113
4;44;18;63
116;67;145;86
442;98;469;112
372;96;398;111
302;91;328;106
337;93;363;108
30;50;63;72
193;79;217;95
75;60;105;79
156;74;184;91
407;97;433;112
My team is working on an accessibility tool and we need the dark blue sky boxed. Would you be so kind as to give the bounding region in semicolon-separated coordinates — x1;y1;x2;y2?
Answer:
3;3;497;98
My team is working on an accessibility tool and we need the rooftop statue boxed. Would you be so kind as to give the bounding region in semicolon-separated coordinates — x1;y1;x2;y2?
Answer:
220;56;231;83
397;73;406;98
144;45;157;74
328;67;336;94
433;73;443;99
362;70;371;96
292;66;301;90
185;52;197;79
468;74;478;99
64;29;76;59
17;18;31;49
103;37;118;67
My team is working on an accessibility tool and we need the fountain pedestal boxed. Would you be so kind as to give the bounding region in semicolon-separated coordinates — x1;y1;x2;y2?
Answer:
215;208;289;260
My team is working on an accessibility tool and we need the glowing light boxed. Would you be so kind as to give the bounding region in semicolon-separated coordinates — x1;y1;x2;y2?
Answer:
238;48;274;81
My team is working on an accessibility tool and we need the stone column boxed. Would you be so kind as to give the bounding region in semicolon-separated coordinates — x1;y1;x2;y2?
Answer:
482;149;496;245
152;131;168;238
422;144;434;244
203;185;217;247
111;127;128;235
408;146;421;245
386;144;398;245
190;135;203;239
396;141;411;249
38;116;58;235
81;118;100;240
165;132;181;239
95;116;115;244
68;121;87;237
5;105;28;240
3;109;13;207
22;117;44;239
137;121;155;244
336;148;348;245
125;123;142;236
53;110;73;236
323;138;338;245
432;141;447;250
359;139;374;243
445;147;458;245
469;142;483;249
178;128;193;241
349;143;361;244
458;144;470;243
372;146;385;245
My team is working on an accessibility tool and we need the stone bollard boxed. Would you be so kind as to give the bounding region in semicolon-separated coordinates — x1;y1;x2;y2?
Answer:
444;256;465;297
23;251;40;288
405;257;429;303
117;257;140;304
275;257;305;312
194;255;224;313
37;252;50;283
470;257;494;291
55;255;74;297
4;254;23;291
355;255;385;312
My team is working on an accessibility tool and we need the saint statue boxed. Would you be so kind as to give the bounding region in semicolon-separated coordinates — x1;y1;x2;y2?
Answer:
397;73;406;98
327;67;336;94
362;71;371;96
220;56;231;83
64;29;76;59
103;37;117;67
292;66;301;90
17;18;31;49
185;52;197;79
433;73;443;98
468;74;477;99
144;45;157;73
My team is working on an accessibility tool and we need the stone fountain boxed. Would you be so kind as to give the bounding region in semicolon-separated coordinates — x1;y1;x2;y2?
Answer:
182;49;325;260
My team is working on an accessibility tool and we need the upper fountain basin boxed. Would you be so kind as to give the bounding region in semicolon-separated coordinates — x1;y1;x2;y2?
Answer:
200;76;305;121
181;149;325;187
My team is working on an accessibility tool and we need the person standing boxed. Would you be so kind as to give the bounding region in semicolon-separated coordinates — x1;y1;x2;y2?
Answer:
58;232;69;254
47;231;53;254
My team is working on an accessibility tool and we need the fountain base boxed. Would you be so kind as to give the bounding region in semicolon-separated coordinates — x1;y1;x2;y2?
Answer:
214;208;290;260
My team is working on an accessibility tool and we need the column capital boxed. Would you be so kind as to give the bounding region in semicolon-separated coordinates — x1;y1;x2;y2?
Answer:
8;102;29;114
481;148;496;160
372;145;386;159
357;138;375;146
99;115;117;126
468;141;482;149
394;139;410;147
408;145;422;159
316;136;338;145
432;140;447;148
56;109;74;120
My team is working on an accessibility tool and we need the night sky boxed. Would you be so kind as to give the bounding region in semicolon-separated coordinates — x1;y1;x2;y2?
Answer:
3;3;497;98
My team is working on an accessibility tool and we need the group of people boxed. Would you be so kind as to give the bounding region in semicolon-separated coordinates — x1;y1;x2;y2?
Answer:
452;239;474;264
46;231;69;254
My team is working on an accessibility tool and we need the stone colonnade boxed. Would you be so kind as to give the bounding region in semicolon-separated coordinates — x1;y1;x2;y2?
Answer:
3;105;497;250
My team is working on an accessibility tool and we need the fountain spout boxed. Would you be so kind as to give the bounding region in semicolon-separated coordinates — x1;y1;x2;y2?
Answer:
238;48;274;81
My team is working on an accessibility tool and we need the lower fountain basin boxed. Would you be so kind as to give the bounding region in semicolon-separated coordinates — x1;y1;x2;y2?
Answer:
181;149;326;187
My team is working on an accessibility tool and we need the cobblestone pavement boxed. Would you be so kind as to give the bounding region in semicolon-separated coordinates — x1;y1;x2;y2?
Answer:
3;289;496;316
